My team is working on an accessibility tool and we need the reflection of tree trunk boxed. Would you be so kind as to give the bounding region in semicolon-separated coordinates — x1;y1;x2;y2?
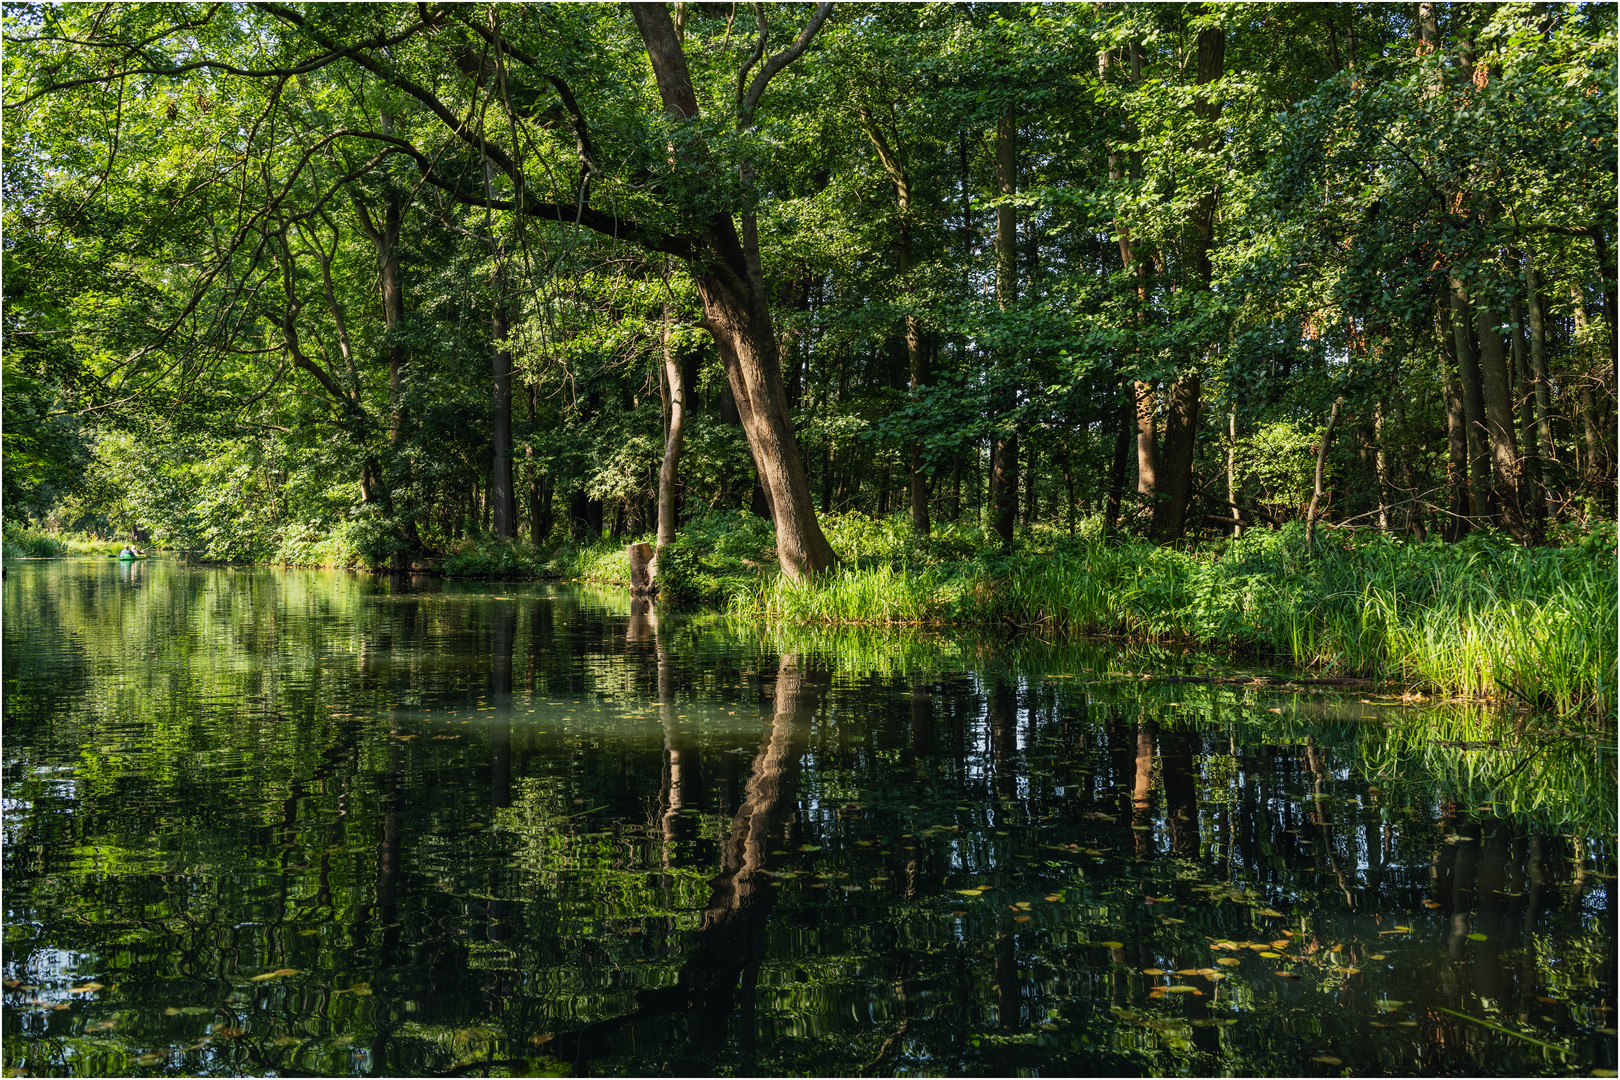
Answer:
554;655;827;1071
1159;727;1199;859
1132;718;1156;859
1302;739;1352;905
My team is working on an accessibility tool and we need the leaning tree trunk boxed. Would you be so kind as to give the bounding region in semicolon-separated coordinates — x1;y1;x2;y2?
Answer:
632;1;835;579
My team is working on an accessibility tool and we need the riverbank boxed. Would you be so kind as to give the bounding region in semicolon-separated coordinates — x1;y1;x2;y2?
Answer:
10;512;1613;716
730;523;1615;718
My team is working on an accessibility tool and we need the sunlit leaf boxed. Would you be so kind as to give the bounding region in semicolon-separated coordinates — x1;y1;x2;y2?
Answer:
1310;1056;1343;1065
1217;958;1242;967
1141;968;1165;976
1465;932;1487;941
1101;941;1125;949
1275;971;1301;979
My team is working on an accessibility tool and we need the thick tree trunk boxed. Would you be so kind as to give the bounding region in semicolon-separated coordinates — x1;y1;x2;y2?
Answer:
1150;375;1200;540
633;3;834;578
1134;380;1159;498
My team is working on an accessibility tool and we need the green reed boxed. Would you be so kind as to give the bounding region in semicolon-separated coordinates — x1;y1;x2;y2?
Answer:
735;525;1616;716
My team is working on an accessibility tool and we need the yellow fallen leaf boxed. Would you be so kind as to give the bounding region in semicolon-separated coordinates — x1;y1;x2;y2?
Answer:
1217;958;1242;967
1014;915;1033;923
248;968;300;982
1141;968;1166;976
954;889;984;897
1259;951;1282;959
1165;985;1199;994
1370;954;1386;960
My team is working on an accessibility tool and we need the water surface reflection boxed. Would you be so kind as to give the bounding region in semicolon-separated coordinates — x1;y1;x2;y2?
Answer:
3;557;1613;1076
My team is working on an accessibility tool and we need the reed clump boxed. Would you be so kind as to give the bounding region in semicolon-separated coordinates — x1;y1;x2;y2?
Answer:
734;522;1615;716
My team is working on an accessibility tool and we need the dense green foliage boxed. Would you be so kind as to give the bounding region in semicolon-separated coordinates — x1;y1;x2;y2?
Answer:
3;2;1613;561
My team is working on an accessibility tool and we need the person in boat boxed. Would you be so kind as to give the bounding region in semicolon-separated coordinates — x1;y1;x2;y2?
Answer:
118;544;142;558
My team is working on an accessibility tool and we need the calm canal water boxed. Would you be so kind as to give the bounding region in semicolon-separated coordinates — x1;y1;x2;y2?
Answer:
4;556;1615;1077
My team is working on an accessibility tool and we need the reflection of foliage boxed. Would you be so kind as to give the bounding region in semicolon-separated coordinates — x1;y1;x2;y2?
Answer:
3;564;1613;1078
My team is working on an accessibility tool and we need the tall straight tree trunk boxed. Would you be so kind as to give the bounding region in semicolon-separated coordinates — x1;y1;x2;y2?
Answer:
1510;296;1544;536
1527;263;1557;482
1135;381;1159;498
1373;401;1393;531
1149;20;1224;542
490;271;516;539
1226;408;1243;536
655;281;688;561
860;111;931;537
1444;375;1470;540
1474;300;1529;542
485;160;516;540
1448;279;1492;523
1105;398;1131;534
989;105;1019;544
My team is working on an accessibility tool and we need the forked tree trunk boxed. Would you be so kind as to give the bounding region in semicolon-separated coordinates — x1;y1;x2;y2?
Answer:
632;2;835;578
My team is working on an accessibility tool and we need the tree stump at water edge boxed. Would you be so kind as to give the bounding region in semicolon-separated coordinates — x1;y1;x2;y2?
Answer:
627;542;656;594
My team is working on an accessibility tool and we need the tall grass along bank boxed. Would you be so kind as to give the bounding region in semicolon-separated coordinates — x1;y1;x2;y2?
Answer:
736;523;1616;717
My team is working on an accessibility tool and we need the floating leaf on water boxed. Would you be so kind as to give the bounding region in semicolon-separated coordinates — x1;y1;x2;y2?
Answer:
1257;908;1285;917
1270;940;1291;949
248;968;300;981
135;1054;164;1066
1370;954;1386;961
1165;985;1199;994
1014;915;1033;923
955;889;984;897
67;983;104;994
1217;958;1242;967
163;1007;182;1016
1275;971;1301;979
1466;932;1487;941
530;1033;555;1045
1101;941;1126;950
1423;900;1443;909
1044;895;1062;902
1342;967;1361;975
1259;951;1282;959
1141;968;1166;976
798;844;821;852
1310;1056;1343;1066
